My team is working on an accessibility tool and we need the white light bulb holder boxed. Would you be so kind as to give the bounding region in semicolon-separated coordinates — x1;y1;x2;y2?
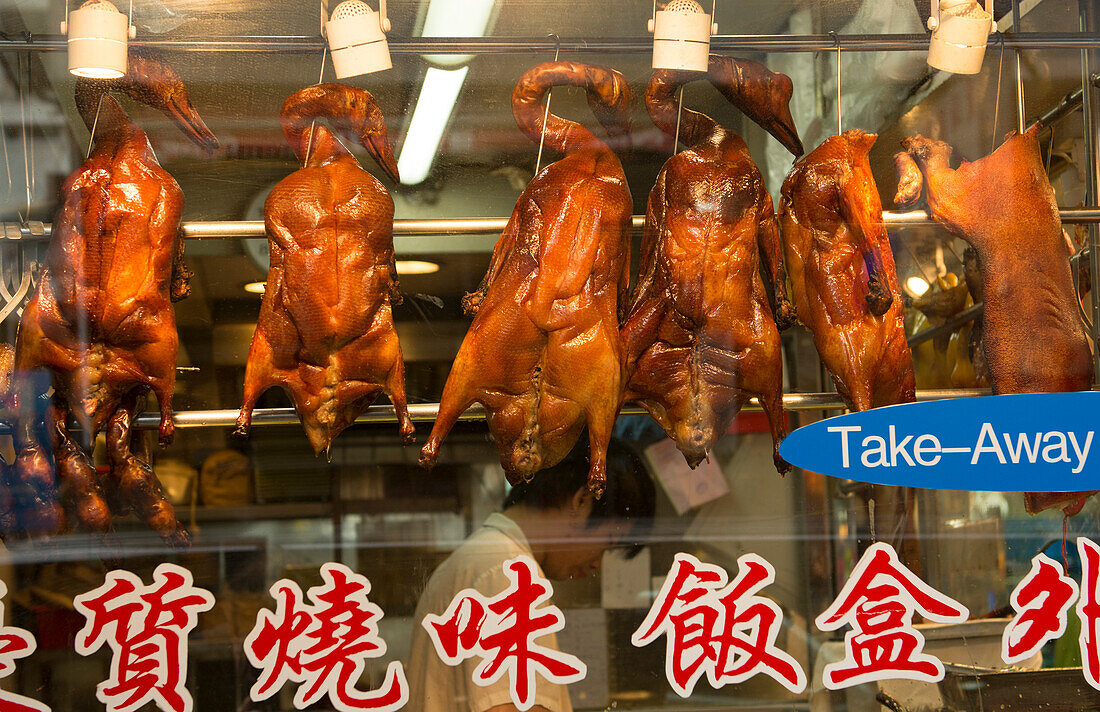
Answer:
324;0;392;78
927;0;994;75
648;4;715;73
63;2;133;80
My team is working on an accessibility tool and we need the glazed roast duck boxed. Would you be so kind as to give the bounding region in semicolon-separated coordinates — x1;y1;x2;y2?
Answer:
8;50;217;545
620;55;801;474
236;83;414;454
780;130;916;412
420;61;634;496
780;131;919;562
896;127;1095;515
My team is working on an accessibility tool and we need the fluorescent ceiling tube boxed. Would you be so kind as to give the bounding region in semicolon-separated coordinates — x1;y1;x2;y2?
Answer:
396;0;496;185
397;66;469;185
421;0;496;67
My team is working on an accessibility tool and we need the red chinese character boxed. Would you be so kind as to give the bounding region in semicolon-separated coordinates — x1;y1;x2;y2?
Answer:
816;542;968;689
1078;537;1100;690
1003;553;1079;666
632;553;806;697
74;564;214;712
244;563;407;712
0;581;49;712
422;555;586;711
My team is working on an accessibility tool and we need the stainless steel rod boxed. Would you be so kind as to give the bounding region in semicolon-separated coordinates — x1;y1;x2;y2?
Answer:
127;389;990;429
9;210;1100;243
885;208;1100;225
1031;74;1100;132
1081;0;1100;380
4;33;1100;54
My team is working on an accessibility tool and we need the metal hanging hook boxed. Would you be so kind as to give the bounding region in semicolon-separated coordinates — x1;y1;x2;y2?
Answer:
0;68;10;200
991;33;1005;153
18;52;31;223
303;43;329;167
535;33;561;176
673;86;684;154
829;31;842;135
87;94;104;158
1014;45;1026;134
0;241;33;325
1011;0;1025;133
26;51;34;200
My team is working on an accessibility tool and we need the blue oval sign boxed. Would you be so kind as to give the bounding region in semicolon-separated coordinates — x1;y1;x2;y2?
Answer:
778;392;1100;491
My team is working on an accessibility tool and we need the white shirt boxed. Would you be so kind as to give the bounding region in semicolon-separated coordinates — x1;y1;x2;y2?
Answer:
405;512;574;712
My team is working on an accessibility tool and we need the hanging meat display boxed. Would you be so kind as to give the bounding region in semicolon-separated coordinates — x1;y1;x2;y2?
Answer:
8;50;217;545
419;61;634;495
236;83;413;455
0;344;17;536
779;130;916;411
781;131;919;566
895;127;1095;515
620;56;801;474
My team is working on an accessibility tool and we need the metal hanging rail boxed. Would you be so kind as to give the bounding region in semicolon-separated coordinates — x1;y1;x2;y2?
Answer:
127;389;989;430
1032;73;1100;132
907;303;984;347
3;33;1100;54
3;209;1100;242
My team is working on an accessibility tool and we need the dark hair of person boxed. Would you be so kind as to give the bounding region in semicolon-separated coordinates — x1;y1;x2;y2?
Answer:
503;435;656;558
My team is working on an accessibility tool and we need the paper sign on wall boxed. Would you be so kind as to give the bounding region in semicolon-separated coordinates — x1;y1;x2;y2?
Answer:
644;438;730;514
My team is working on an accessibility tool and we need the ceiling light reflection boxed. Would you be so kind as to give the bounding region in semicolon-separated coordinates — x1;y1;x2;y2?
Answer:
396;0;496;185
397;66;469;185
395;260;440;275
906;276;930;297
244;281;266;294
421;0;496;67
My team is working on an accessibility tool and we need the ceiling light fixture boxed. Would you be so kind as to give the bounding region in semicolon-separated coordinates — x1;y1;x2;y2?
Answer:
648;0;716;72
927;0;994;75
244;281;266;294
324;0;392;79
396;0;497;185
395;260;440;275
62;0;135;79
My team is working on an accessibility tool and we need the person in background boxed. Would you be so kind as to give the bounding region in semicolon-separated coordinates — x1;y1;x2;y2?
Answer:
405;437;656;712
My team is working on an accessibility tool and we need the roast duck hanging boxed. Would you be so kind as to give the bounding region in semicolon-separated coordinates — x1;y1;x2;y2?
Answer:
420;62;635;495
780;131;917;412
780;131;920;566
236;84;414;454
620;56;802;474
896;127;1095;515
8;50;218;545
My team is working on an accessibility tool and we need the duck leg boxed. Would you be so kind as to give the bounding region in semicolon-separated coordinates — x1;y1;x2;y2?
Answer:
106;392;189;548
